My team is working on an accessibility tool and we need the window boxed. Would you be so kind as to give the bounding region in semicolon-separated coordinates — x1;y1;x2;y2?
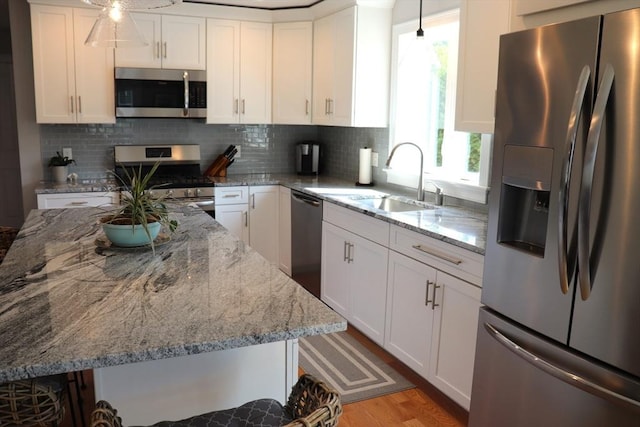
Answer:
388;9;491;204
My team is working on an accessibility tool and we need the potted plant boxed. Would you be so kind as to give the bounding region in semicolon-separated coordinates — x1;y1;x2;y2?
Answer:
48;151;76;183
101;161;178;250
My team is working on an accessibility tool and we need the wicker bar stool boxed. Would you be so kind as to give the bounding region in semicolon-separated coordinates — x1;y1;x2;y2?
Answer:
90;374;342;427
0;374;68;426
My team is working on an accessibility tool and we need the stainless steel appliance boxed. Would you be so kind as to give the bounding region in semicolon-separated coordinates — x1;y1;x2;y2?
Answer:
291;190;322;298
114;145;214;216
470;10;640;426
115;68;206;118
295;143;320;175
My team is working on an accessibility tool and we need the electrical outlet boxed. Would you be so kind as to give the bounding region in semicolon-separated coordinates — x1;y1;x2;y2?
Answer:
371;152;379;167
235;145;241;159
62;148;73;159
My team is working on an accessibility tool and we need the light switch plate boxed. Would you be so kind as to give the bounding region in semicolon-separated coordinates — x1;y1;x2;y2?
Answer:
62;148;73;159
371;152;379;167
235;145;241;159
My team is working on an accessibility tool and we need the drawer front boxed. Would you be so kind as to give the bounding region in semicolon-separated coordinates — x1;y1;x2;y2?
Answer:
37;192;118;209
390;225;484;287
323;202;389;246
214;186;249;205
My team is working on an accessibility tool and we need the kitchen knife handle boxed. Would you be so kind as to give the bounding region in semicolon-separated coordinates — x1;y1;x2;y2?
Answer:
579;64;614;301
485;321;640;410
558;65;590;295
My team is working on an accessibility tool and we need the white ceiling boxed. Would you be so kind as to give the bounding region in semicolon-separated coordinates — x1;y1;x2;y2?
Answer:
185;0;323;10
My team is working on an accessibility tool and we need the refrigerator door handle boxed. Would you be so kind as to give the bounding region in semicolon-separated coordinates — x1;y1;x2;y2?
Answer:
578;64;615;301
485;321;640;410
558;65;591;295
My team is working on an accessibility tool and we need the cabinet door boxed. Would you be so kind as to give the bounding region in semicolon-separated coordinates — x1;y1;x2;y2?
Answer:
215;204;249;244
278;186;292;276
206;19;240;124
272;22;312;124
36;192;118;209
31;4;76;123
248;186;279;265
455;0;510;133
385;251;437;378
311;13;333;125
161;15;206;70
321;221;350;318
73;8;115;124
349;231;388;346
114;13;162;68
329;6;356;127
239;21;272;124
428;271;481;410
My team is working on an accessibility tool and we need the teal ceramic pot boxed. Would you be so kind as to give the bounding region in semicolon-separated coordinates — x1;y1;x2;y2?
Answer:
102;221;161;247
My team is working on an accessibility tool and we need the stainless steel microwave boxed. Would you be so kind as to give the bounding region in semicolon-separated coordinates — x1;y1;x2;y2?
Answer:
115;67;206;118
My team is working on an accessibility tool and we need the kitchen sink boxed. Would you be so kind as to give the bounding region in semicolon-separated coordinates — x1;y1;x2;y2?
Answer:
351;196;435;213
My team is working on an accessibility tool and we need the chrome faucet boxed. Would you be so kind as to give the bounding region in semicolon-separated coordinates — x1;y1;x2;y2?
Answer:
385;142;425;201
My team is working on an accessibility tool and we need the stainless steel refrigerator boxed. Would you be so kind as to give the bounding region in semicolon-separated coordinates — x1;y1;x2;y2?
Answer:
470;9;640;426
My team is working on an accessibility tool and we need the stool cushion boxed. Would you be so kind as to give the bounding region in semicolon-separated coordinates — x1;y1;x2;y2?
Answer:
148;399;294;427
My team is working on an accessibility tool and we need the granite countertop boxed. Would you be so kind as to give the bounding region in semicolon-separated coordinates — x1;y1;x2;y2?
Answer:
35;179;119;193
36;173;488;255
210;174;488;255
0;205;345;383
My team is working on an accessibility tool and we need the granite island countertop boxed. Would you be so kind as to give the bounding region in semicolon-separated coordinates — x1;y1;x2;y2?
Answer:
36;173;487;255
0;205;346;383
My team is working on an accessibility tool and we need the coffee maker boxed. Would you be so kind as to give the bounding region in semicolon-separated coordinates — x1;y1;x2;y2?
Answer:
296;143;320;175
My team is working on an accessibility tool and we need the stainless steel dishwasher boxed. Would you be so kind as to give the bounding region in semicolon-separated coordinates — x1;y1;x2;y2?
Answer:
291;190;323;298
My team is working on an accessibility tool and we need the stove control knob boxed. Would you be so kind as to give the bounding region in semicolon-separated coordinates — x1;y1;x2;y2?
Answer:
148;190;155;198
167;190;174;197
185;189;192;197
195;188;202;196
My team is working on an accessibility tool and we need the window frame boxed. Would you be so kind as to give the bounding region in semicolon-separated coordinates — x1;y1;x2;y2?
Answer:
388;9;491;204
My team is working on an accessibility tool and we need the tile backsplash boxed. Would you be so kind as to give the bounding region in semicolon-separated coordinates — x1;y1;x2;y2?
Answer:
40;119;391;184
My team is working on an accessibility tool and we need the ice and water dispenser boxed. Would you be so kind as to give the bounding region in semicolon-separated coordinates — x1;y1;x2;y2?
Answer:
497;145;554;257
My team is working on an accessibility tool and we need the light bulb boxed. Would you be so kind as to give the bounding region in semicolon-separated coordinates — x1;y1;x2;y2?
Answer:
108;1;123;22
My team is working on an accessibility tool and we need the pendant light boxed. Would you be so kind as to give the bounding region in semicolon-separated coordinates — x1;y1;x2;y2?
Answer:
82;0;182;10
417;0;424;38
85;6;148;47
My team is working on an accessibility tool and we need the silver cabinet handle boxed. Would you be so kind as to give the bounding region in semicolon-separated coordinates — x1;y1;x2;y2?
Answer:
70;201;88;205
155;42;160;59
329;98;333;115
431;283;440;310
234;99;239;114
325;98;329;115
251;193;255;209
163;41;167;59
411;244;462;265
70;96;74;113
223;194;239;198
343;241;349;262
425;280;433;306
558;65;590;295
183;70;189;117
242;99;246;115
78;96;82;114
579;63;614;301
305;99;309;115
244;211;248;227
485;321;640;410
348;243;354;263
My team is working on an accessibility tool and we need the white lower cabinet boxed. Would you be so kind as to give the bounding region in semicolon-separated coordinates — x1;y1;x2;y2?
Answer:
37;192;119;209
385;251;437;378
321;204;389;346
248;185;279;265
427;271;481;410
214;185;279;265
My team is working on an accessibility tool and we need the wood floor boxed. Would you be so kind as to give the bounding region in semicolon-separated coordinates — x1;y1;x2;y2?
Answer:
62;326;468;427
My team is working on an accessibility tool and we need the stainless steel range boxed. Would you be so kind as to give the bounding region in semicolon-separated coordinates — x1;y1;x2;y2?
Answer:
114;144;214;216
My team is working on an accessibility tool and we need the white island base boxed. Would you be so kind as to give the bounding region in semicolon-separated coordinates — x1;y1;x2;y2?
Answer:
94;339;299;426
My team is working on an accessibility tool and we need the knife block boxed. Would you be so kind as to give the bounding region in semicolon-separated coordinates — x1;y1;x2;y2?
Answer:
204;155;230;177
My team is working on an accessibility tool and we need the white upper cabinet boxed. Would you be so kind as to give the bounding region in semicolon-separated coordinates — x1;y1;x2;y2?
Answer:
115;14;206;70
312;5;392;127
31;5;115;124
206;19;272;124
454;0;511;134
272;22;312;125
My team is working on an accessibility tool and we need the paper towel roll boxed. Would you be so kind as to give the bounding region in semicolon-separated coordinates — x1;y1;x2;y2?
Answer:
358;147;372;185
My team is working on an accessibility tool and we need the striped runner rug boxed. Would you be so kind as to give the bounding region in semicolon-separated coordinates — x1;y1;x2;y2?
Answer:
298;331;415;404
